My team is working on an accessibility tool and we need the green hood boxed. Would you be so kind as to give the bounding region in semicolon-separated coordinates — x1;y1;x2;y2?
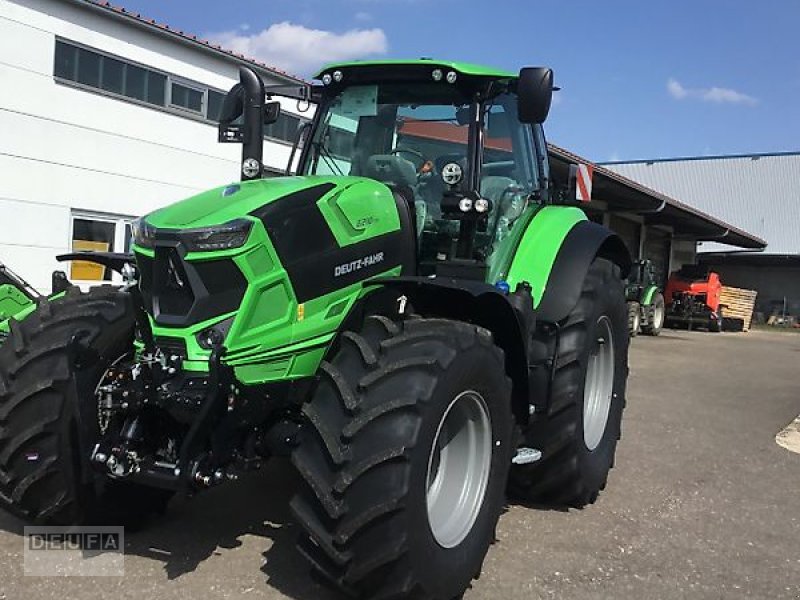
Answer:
144;176;370;229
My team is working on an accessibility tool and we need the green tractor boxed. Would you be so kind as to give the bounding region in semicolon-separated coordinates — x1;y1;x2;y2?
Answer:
625;259;665;337
0;60;631;599
0;262;71;343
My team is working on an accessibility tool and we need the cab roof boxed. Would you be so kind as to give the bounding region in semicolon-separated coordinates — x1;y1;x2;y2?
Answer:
314;59;516;80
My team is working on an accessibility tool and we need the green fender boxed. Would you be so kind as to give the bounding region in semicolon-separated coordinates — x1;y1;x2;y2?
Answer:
0;283;35;321
640;285;660;306
496;205;631;323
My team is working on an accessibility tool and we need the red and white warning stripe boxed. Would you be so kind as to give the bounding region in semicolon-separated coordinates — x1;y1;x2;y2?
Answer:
576;163;594;203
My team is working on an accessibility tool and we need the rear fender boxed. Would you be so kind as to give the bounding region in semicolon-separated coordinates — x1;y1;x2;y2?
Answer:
507;213;631;324
640;285;659;306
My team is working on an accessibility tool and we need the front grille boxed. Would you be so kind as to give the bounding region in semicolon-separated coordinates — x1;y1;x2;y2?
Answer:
137;249;247;327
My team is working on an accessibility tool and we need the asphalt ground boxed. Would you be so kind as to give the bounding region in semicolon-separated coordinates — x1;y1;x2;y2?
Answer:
0;328;798;599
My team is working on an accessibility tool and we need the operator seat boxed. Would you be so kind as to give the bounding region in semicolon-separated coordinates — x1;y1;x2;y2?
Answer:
364;154;427;241
480;175;518;234
364;154;418;188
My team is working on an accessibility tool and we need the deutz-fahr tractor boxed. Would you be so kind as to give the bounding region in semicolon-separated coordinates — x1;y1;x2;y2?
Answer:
0;60;630;599
625;259;665;337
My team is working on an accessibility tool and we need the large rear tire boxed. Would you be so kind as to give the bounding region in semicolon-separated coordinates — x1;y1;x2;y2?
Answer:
0;286;171;526
291;316;513;599
510;257;628;507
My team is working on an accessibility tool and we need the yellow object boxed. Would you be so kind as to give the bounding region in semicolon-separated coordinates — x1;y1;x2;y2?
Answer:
297;303;305;321
71;240;110;280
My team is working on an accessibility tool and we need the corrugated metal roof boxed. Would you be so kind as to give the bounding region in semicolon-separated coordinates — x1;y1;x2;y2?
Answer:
67;0;307;84
549;144;767;250
601;153;800;255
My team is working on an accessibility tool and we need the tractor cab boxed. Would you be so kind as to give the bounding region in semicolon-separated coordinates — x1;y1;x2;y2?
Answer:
221;60;556;280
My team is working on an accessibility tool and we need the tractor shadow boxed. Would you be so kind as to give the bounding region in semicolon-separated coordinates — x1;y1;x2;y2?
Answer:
0;458;335;600
123;458;336;599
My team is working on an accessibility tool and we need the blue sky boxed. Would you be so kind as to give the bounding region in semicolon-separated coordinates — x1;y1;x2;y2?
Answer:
118;0;800;162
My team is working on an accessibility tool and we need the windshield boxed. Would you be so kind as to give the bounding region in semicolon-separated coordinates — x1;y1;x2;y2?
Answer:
302;83;472;180
302;83;540;270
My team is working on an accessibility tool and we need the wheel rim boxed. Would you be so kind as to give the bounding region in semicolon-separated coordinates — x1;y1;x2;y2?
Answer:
583;316;615;451
632;311;640;333
426;390;492;548
653;301;664;330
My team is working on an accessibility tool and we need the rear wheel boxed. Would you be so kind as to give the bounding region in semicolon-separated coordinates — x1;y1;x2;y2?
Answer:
510;258;628;507
291;316;513;599
0;287;171;526
641;292;665;336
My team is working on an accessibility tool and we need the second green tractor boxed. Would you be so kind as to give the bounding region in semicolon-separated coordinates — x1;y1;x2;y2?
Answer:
0;59;630;599
625;259;665;336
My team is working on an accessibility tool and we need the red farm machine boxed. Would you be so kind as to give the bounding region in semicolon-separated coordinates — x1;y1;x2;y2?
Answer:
664;265;724;332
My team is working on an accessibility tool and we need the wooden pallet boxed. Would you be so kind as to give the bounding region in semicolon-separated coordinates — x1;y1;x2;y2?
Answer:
720;286;758;331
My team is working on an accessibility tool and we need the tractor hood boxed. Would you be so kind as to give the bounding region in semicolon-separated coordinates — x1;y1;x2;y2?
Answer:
132;174;410;338
143;176;376;230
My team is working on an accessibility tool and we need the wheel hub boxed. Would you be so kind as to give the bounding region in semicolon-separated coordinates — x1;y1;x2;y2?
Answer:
426;390;492;548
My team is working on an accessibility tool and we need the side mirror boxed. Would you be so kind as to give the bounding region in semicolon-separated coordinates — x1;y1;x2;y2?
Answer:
517;67;555;124
217;66;266;181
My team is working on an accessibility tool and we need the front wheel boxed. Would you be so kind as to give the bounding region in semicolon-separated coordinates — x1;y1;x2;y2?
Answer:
641;292;665;336
510;257;629;507
0;287;172;526
628;301;641;337
291;316;513;599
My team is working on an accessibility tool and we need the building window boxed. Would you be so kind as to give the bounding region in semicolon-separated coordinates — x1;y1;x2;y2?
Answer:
70;212;134;282
207;90;226;122
170;81;204;113
55;40;167;107
53;39;310;142
266;113;304;144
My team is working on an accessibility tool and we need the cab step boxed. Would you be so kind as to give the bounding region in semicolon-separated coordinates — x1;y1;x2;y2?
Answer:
512;447;542;465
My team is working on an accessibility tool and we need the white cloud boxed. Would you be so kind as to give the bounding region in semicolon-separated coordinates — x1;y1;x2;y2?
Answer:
207;22;388;75
701;86;757;104
354;11;372;21
667;77;756;105
667;78;689;99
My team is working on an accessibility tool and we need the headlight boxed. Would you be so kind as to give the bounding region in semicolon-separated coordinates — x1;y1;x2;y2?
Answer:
181;218;253;252
131;217;157;248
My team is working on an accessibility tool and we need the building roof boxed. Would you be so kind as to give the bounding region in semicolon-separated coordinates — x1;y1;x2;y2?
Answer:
548;144;767;250
600;152;799;255
67;0;306;84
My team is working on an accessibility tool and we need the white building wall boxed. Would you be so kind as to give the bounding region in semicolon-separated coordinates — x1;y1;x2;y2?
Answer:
0;0;311;291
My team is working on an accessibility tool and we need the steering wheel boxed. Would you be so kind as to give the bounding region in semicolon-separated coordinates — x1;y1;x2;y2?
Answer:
390;147;426;172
